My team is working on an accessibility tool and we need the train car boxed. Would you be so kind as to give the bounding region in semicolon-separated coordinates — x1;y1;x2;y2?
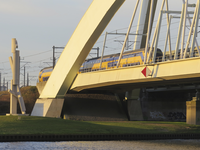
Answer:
79;48;162;73
38;66;53;82
38;48;162;82
165;46;200;60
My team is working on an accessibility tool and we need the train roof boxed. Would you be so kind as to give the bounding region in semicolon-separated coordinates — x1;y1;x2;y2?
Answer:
85;48;146;61
40;66;53;72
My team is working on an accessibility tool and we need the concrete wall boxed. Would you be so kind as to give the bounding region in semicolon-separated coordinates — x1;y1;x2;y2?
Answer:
143;101;186;121
127;100;144;121
128;90;195;121
62;93;128;121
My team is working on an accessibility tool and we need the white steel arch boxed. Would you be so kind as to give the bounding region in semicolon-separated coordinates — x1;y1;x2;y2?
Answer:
31;0;125;117
40;0;125;99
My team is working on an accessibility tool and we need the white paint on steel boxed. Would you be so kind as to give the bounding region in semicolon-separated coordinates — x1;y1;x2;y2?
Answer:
117;0;140;68
180;0;188;59
152;10;163;63
39;0;125;98
144;0;154;64
70;57;200;92
147;0;165;63
165;0;172;60
162;16;172;62
184;1;199;58
133;0;149;50
190;0;200;57
100;32;108;69
174;3;185;60
162;10;194;14
182;0;200;56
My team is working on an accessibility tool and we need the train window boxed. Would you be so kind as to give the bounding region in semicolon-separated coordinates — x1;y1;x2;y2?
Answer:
43;77;49;81
122;55;127;59
42;69;53;73
100;67;106;70
123;64;127;67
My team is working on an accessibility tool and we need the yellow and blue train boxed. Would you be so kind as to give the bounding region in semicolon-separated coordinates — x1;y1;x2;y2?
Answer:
38;66;53;82
38;48;163;82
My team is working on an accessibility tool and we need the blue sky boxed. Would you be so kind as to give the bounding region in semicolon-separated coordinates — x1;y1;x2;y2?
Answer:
0;0;198;87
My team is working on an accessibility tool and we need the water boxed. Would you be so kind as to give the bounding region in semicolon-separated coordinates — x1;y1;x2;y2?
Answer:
0;140;200;150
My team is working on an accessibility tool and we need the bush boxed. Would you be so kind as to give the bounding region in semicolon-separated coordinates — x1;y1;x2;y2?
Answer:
0;86;39;114
20;86;39;114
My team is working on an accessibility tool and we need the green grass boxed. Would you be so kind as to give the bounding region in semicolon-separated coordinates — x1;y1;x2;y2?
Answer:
0;116;200;135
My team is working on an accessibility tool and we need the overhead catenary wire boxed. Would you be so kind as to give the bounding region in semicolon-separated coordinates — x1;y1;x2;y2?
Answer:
1;1;199;88
22;50;52;58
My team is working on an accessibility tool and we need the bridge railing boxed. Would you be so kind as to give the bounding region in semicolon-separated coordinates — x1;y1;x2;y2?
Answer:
79;49;200;74
79;56;160;73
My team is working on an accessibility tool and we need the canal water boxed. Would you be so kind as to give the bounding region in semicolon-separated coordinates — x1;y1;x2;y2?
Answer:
0;140;200;150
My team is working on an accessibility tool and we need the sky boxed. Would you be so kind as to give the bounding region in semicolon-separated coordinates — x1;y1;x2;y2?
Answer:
0;0;199;88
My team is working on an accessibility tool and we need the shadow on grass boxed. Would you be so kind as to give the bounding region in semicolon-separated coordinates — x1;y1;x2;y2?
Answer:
0;116;200;135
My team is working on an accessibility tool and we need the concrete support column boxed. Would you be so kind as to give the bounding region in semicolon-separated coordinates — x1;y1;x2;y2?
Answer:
186;97;200;125
31;98;64;117
126;89;144;121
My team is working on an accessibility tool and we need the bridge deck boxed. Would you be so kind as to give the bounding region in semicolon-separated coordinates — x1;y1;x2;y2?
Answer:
70;57;200;92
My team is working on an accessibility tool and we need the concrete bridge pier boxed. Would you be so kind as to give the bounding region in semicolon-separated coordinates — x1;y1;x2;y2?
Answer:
31;98;64;118
61;93;128;121
186;90;200;125
31;0;125;118
126;89;144;121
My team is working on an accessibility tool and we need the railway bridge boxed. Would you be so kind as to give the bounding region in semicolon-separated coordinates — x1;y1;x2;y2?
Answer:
31;0;200;124
70;57;200;93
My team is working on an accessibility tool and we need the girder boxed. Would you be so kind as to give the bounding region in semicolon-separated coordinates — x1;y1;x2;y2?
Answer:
70;57;200;92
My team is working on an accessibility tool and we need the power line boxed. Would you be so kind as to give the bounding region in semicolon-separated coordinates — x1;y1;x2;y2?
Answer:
22;50;52;58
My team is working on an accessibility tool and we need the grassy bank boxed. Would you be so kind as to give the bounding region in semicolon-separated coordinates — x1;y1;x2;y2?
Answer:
0;116;200;135
0;86;39;114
